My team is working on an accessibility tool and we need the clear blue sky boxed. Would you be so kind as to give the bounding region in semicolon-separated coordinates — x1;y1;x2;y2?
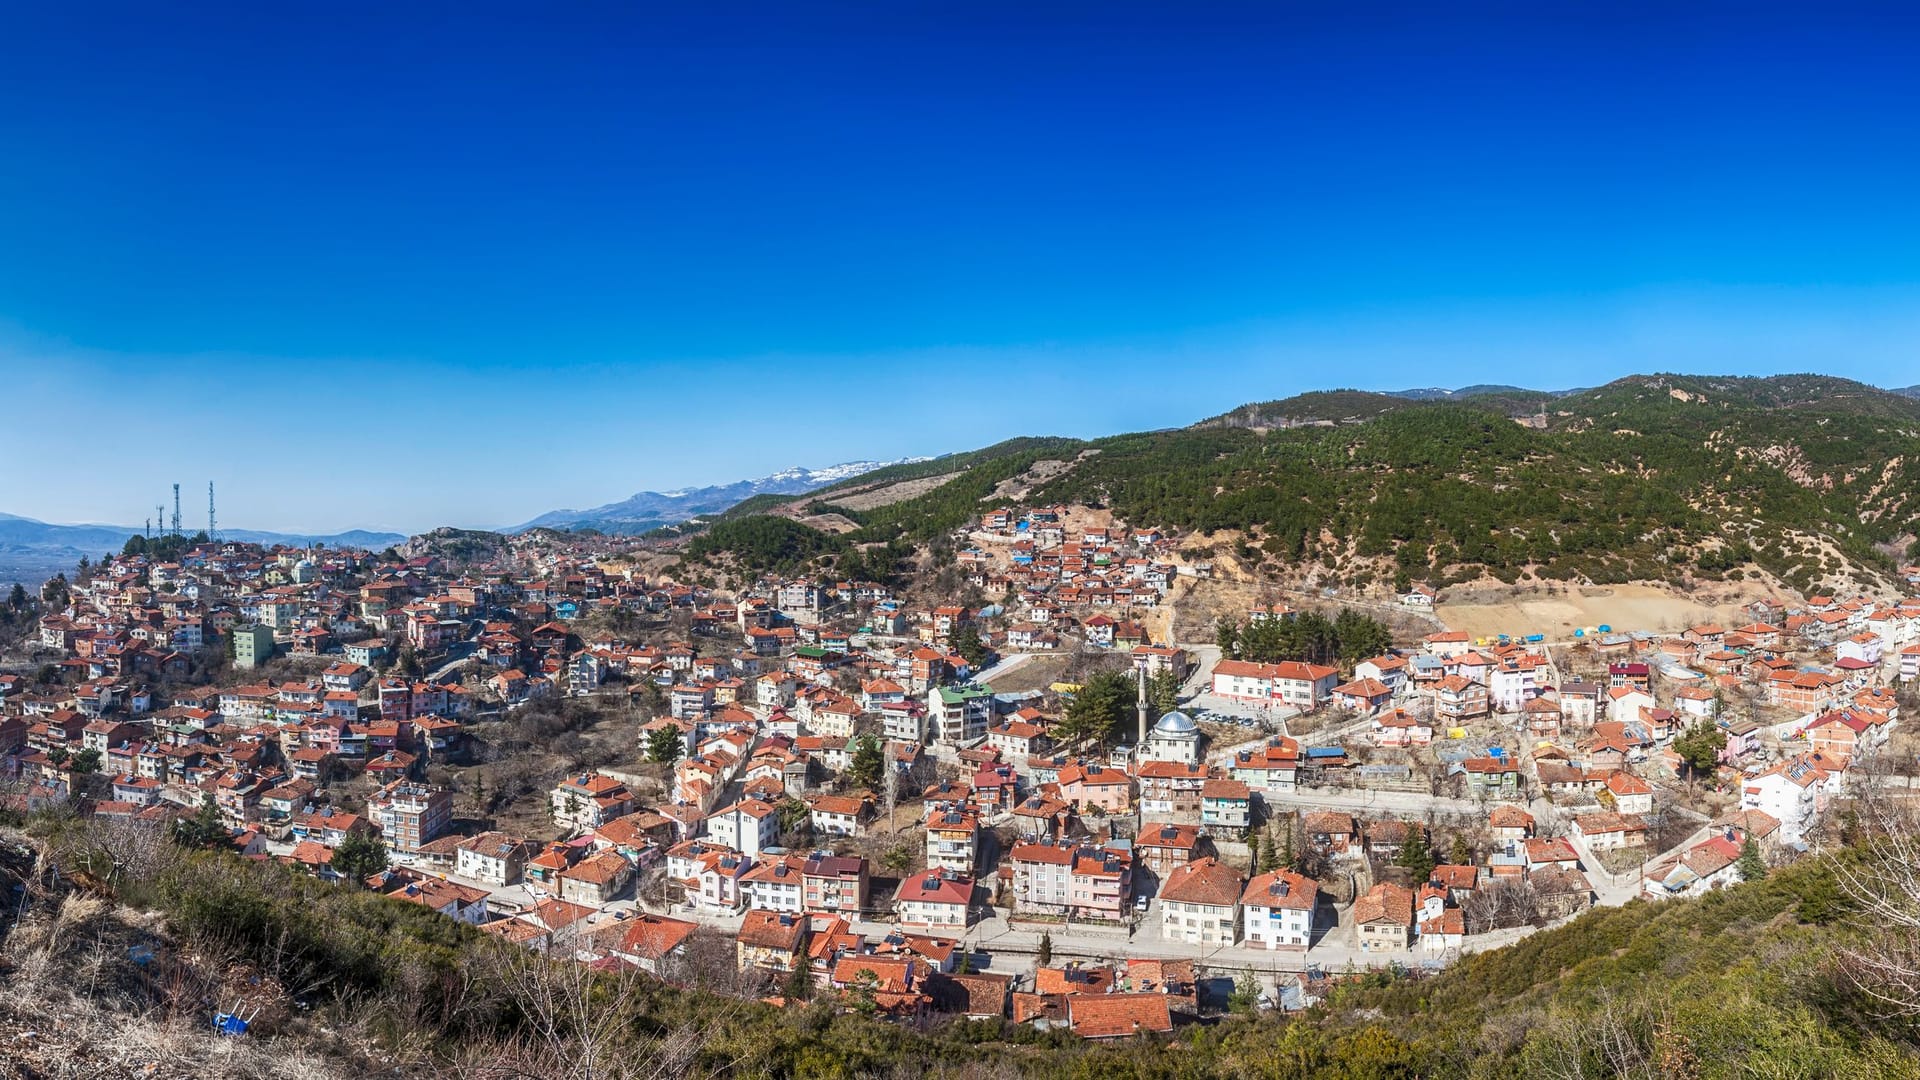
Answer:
3;4;1919;533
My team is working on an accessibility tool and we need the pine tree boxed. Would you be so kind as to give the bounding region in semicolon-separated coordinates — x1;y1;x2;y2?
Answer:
1674;721;1723;777
1056;671;1133;747
1148;669;1183;715
1736;836;1767;881
950;626;989;668
646;726;685;764
1228;970;1262;1014
783;958;813;1002
1214;618;1239;657
847;735;886;792
1395;825;1436;883
1280;820;1298;873
332;831;390;886
1036;931;1053;967
1449;833;1472;867
170;794;227;849
1257;830;1278;874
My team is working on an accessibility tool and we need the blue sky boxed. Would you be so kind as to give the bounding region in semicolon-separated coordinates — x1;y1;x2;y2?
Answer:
3;4;1919;533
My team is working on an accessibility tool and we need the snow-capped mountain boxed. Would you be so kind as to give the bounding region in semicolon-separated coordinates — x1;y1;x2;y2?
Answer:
510;459;928;534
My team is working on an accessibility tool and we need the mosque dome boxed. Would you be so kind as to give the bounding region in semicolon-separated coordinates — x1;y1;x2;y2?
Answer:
1152;711;1198;736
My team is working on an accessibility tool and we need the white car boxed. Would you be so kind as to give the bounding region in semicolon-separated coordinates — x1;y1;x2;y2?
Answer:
1135;895;1151;913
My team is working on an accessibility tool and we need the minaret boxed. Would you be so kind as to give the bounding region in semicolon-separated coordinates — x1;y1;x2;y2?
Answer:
1136;665;1150;750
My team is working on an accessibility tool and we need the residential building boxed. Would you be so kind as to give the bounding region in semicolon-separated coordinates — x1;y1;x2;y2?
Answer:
1354;883;1414;952
550;772;634;831
925;807;980;874
736;909;810;973
706;799;781;858
897;872;974;932
456;832;533;886
801;853;870;917
367;781;453;853
231;624;276;669
1200;777;1252;831
1157;857;1242;945
1241;869;1317;951
927;684;995;745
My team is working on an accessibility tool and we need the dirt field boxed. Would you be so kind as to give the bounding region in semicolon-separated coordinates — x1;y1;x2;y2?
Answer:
794;512;862;534
982;451;1095;502
817;472;965;512
983;653;1073;694
1434;579;1793;641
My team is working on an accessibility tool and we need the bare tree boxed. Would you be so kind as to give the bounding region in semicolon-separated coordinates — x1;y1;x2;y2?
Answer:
1461;878;1542;934
1532;802;1570;839
882;747;901;832
48;816;176;891
1831;785;1920;1019
657;928;774;1000
460;935;710;1080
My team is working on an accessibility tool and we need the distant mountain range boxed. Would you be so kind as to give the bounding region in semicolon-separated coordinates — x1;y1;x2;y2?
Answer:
509;459;929;534
1894;385;1920;399
0;513;405;586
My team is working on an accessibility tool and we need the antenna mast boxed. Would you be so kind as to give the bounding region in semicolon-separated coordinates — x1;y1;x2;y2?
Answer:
208;482;217;541
171;483;181;537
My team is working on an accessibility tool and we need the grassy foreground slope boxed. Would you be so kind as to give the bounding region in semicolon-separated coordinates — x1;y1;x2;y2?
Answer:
8;812;1918;1079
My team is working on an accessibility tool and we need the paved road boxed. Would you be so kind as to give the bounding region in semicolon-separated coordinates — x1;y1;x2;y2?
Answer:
1257;786;1486;820
1562;815;1723;904
427;643;476;683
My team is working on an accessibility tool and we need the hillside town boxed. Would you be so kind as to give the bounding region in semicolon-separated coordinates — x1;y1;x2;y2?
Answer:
4;506;1919;1035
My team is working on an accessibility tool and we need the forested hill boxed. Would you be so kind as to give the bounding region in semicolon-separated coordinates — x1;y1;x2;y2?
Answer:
681;373;1920;594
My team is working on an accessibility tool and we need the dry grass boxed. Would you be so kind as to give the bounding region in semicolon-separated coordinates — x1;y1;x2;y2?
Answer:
0;892;374;1079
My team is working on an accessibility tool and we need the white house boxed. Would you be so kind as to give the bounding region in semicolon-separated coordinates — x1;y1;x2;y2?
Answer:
1740;756;1834;842
704;799;780;858
896;872;973;932
1838;632;1885;666
1209;660;1339;710
455;832;531;886
1240;869;1316;951
1157;857;1243;946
